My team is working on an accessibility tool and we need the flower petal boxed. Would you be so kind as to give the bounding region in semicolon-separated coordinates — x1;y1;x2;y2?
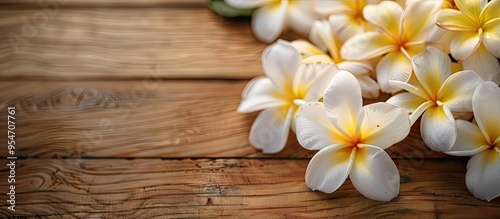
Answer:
420;105;457;151
438;70;482;112
363;1;402;38
412;47;452;98
303;54;334;63
357;75;380;99
337;61;373;76
324;70;363;140
341;31;397;61
249;107;293;153
287;1;318;36
483;18;500;58
466;148;500;202
252;3;287;43
455;0;487;22
238;76;287;113
401;0;442;42
296;102;350;150
480;0;500;23
309;20;341;62
463;45;500;84
350;145;400;201
225;0;273;8
329;13;365;42
450;31;481;60
386;93;428;124
376;51;413;93
436;9;478;32
357;102;411;149
446;120;490;156
290;39;325;57
262;41;302;90
294;62;339;102
305;145;356;193
473;81;500;144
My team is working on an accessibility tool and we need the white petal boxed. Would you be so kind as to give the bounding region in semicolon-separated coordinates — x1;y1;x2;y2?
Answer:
473;81;500;144
363;1;402;38
420;105;457;152
252;3;287;43
463;45;500;84
350;145;400;201
357;75;380;99
329;13;365;43
483;19;500;58
287;0;318;36
249;107;293;153
436;9;478;32
446;120;490;156
294;62;339;102
324;70;363;140
386;92;427;122
290;39;324;57
238;77;287;113
341;31;397;61
337;61;373;76
455;0;487;21
438;70;483;112
357;102;411;149
450;31;481;60
400;0;442;42
296;102;350;150
305;145;356;193
310;20;340;62
412;47;451;97
376;51;413;93
466;149;500;202
388;80;429;101
262;41;302;90
225;0;272;8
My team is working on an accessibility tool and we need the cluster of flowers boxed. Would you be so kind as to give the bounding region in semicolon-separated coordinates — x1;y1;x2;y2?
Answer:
227;0;500;202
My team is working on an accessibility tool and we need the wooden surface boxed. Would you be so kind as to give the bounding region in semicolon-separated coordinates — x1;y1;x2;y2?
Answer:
0;1;499;218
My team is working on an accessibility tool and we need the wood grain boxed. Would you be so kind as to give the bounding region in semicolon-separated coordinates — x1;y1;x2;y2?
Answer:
1;158;498;218
0;8;266;80
0;81;447;159
0;0;206;7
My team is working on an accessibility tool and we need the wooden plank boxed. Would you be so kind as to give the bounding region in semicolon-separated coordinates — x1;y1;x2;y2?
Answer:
0;158;498;218
0;81;447;159
0;8;265;80
0;0;206;7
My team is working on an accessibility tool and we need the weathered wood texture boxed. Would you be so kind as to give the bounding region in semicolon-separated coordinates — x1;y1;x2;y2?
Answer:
1;158;499;218
0;8;266;80
0;81;446;159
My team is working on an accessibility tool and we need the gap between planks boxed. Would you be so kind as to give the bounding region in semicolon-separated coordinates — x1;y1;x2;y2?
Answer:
0;80;449;159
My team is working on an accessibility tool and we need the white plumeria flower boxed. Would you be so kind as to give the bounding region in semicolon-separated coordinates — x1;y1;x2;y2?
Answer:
436;0;500;84
314;0;380;42
296;71;410;201
446;81;500;202
238;41;338;153
387;47;483;152
225;0;319;43
290;20;380;99
340;0;442;93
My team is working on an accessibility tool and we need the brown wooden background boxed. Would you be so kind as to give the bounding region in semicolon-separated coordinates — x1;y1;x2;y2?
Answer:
1;0;499;218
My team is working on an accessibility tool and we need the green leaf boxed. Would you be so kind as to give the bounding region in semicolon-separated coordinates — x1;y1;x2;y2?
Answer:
208;0;255;17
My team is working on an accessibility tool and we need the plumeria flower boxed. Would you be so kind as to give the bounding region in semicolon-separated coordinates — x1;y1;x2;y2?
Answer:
446;81;500;202
313;0;380;42
290;20;380;99
237;41;338;153
296;71;410;201
436;0;500;84
387;47;483;152
340;0;442;93
225;0;319;43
